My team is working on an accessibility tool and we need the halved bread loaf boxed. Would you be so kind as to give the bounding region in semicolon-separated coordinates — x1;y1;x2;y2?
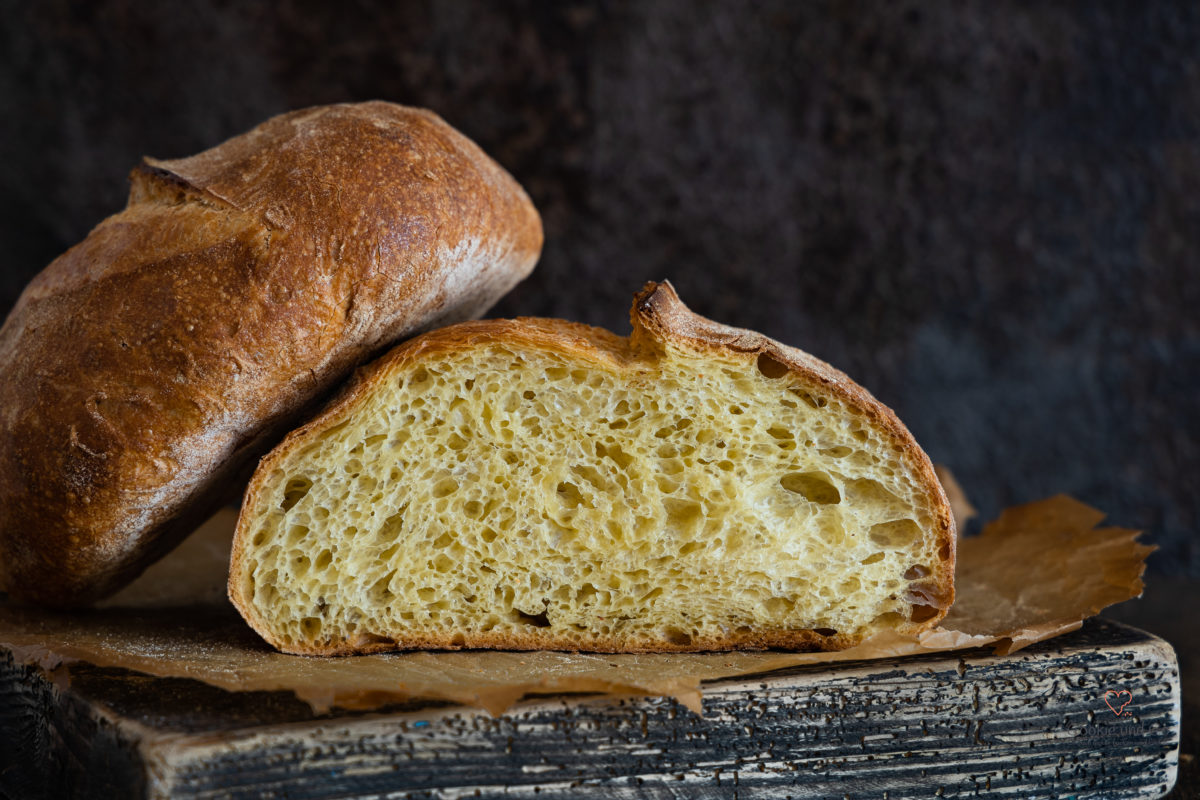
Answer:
230;282;955;654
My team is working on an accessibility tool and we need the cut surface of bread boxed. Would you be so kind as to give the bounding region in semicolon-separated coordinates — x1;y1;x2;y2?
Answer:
230;282;955;654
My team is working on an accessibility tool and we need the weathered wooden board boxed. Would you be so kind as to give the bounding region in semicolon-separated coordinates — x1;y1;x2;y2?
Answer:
0;618;1180;799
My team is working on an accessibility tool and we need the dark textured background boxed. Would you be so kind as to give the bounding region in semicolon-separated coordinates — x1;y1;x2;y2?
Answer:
1;1;1196;576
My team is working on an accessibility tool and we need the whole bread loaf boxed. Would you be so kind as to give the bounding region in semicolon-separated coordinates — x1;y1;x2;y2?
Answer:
0;102;543;607
230;282;955;655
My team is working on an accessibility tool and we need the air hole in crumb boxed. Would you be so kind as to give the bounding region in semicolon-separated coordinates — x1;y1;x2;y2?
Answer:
663;498;702;532
514;609;550;628
905;582;943;607
663;627;692;646
280;476;312;511
904;565;931;579
376;511;405;543
556;481;585;509
910;604;940;623
284;525;309;551
641;587;663;603
779;472;841;504
846;478;901;507
813;628;838;637
450;633;466;647
789;388;827;409
756;352;790;379
869;519;921;548
369;575;393;601
522;390;536;400
861;552;885;565
938;542;952;561
357;633;394;647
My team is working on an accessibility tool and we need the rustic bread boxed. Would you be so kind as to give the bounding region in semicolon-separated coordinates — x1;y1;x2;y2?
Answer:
230;282;955;654
0;102;542;607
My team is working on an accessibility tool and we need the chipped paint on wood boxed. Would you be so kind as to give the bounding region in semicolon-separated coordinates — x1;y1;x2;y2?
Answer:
0;619;1180;799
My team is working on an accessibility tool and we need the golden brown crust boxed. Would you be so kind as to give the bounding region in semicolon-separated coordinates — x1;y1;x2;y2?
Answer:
256;627;863;657
230;281;956;655
0;102;542;607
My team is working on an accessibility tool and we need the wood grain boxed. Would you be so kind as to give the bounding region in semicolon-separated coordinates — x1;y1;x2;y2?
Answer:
0;618;1180;799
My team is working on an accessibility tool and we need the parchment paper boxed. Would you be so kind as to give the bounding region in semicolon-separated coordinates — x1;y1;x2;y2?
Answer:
0;494;1152;716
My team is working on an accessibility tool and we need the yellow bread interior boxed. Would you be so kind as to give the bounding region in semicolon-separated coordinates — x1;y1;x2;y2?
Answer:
232;291;953;654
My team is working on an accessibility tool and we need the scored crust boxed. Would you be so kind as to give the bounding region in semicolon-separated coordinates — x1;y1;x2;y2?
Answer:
230;281;956;655
0;101;542;607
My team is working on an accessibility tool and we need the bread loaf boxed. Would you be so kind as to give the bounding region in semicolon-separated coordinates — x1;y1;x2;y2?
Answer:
0;102;543;607
230;281;955;654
